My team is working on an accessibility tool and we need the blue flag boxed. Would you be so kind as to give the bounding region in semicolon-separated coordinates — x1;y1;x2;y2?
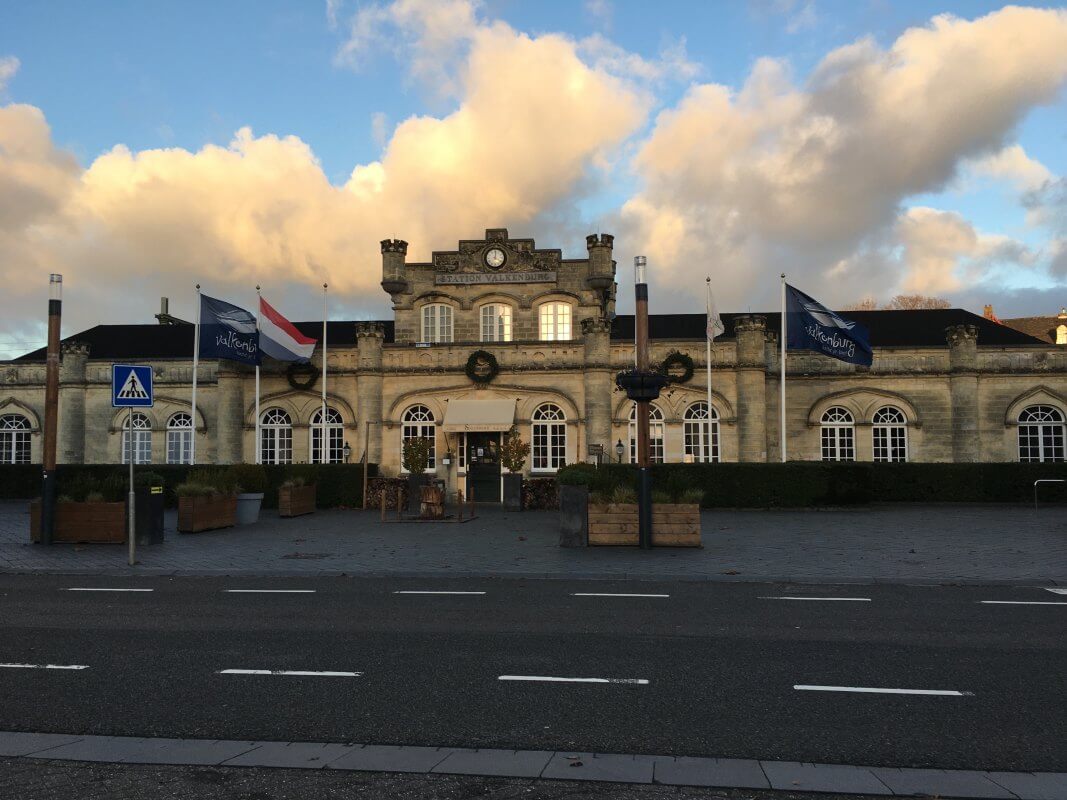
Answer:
785;284;872;366
199;294;261;366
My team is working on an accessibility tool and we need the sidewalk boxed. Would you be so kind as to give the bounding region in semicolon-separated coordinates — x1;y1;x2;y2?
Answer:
1;501;1064;585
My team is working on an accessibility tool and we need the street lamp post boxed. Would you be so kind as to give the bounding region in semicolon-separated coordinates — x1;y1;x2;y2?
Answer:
40;274;62;546
615;438;625;464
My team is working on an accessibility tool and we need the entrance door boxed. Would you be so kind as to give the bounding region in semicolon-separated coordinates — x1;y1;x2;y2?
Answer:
466;432;501;502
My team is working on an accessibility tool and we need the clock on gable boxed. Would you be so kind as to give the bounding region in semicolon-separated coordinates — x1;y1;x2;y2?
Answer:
484;248;506;269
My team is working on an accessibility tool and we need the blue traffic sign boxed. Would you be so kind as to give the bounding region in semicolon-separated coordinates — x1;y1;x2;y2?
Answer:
112;364;154;407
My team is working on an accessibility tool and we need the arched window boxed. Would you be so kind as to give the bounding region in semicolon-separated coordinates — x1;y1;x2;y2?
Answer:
820;406;855;462
121;412;152;465
480;304;512;342
260;408;293;465
684;402;719;463
872;406;907;462
310;406;345;464
166;412;193;465
1018;405;1065;463
538;302;572;341
0;414;31;464
629;404;665;463
402;404;436;471
531;403;566;471
421;303;453;343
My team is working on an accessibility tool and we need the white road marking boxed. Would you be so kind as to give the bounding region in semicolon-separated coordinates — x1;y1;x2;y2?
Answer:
794;685;969;696
980;601;1067;606
225;589;316;594
759;596;871;602
0;663;89;670
1044;588;1067;595
393;591;486;595
498;675;649;685
63;588;153;592
218;669;362;677
571;593;670;598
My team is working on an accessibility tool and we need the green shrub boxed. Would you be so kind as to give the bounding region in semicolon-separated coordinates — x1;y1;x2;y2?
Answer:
402;437;432;474
175;482;219;497
134;470;165;490
230;463;268;494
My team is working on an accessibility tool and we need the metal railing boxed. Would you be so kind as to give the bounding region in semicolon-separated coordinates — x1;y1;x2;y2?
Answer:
1033;479;1065;510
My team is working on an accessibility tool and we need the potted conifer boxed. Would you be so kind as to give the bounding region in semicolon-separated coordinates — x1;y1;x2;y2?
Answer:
402;436;432;515
500;428;529;512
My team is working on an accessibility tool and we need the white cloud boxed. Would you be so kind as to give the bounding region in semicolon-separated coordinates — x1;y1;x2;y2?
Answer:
584;0;613;28
0;56;19;92
965;144;1052;192
370;111;389;147
786;2;817;34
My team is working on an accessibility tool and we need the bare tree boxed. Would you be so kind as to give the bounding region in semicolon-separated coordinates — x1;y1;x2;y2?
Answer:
884;295;951;310
841;297;879;311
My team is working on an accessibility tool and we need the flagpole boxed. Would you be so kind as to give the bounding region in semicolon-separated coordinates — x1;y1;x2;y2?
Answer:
321;283;328;465
255;286;261;465
780;273;787;463
191;284;201;466
705;277;713;463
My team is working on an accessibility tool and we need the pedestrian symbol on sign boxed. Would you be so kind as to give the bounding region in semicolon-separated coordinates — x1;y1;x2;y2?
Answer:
111;365;154;408
117;371;149;400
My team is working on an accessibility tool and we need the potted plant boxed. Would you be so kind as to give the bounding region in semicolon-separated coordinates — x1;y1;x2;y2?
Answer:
230;463;267;525
500;428;530;512
279;466;317;518
402;436;432;515
177;469;237;533
586;485;702;547
30;473;126;544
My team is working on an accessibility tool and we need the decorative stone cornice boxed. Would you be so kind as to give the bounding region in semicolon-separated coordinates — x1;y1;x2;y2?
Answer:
733;314;767;333
380;239;408;255
585;233;614;249
580;316;612;335
61;340;90;357
945;324;979;346
355;322;386;339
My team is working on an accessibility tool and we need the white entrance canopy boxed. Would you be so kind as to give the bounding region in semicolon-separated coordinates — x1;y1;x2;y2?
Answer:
442;399;515;433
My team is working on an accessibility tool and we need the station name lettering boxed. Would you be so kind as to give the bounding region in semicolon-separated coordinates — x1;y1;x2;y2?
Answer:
435;271;557;285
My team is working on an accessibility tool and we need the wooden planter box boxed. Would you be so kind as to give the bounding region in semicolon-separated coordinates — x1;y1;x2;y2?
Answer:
30;499;126;544
588;503;702;547
279;484;317;518
177;494;237;533
420;485;445;519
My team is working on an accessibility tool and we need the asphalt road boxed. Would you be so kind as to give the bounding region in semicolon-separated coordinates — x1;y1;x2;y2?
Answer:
1;575;1064;773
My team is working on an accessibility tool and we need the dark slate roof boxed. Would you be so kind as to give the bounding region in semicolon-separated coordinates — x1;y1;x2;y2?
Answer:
11;321;396;362
609;308;1047;347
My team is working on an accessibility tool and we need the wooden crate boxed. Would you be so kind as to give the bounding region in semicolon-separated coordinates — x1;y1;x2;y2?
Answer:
588;503;701;547
177;495;237;533
279;484;316;518
29;500;126;543
420;485;445;519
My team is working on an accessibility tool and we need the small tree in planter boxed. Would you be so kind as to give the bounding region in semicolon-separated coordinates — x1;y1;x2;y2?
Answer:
30;473;126;544
500;429;530;511
279;465;317;518
402;436;433;514
177;469;237;533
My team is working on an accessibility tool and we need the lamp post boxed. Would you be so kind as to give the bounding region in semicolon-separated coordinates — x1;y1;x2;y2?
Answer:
343;441;352;463
40;274;62;546
615;438;624;464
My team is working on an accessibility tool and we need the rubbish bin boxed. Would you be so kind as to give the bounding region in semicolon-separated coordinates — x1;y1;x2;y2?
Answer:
134;486;165;545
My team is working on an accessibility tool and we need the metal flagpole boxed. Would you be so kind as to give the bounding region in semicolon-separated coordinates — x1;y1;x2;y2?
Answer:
705;277;713;463
321;283;328;465
255;286;261;465
780;273;787;463
190;284;201;465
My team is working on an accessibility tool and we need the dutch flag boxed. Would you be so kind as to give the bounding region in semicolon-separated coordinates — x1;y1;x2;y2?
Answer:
258;297;317;362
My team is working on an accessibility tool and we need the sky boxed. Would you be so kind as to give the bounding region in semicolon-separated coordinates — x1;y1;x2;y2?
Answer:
1;0;1067;357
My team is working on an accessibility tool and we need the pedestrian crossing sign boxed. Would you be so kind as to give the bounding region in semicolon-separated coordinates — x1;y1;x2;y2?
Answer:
112;364;154;407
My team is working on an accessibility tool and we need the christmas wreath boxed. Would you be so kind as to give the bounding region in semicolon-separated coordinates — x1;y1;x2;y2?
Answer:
286;361;320;391
659;351;695;384
465;350;500;385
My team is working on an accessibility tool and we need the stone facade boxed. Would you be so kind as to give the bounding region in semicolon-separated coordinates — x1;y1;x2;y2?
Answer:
3;229;1067;489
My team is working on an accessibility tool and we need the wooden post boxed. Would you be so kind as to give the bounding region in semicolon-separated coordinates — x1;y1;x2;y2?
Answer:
362;419;370;510
40;274;62;545
380;488;386;522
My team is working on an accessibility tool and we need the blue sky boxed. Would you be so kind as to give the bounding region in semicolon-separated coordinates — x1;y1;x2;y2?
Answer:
1;0;1066;353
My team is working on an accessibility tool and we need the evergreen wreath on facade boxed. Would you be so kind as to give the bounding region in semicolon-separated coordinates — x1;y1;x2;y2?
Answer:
659;351;695;384
286;361;320;391
465;350;500;385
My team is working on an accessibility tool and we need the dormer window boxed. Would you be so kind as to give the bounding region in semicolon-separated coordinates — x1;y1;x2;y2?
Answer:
480;304;512;342
1057;324;1066;346
421;304;453;344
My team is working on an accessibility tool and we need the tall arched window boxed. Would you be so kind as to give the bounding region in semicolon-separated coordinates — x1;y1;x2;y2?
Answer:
480;304;512;342
872;406;907;462
538;302;572;341
421;303;453;343
121;412;152;464
310;406;345;463
402;405;436;471
531;403;566;471
1018;405;1065;463
0;414;31;464
629;404;665;463
820;407;855;461
260;408;293;465
684;402;719;463
166;412;193;465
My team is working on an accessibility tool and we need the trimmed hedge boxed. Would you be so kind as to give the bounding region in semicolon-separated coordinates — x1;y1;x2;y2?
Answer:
0;463;379;509
557;462;1067;507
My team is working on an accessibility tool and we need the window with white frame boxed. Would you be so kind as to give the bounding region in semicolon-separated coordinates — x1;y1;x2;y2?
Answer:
166;412;193;465
0;414;31;464
1018;405;1065;463
629;403;665;463
872;406;907;462
310;406;345;463
121;412;152;464
260;408;293;465
531;403;566;471
402;405;436;471
683;402;719;463
480;304;512;342
820;406;855;461
538;302;572;341
421;303;453;343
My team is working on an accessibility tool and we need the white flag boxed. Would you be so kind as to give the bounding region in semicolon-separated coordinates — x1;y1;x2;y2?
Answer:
706;288;724;341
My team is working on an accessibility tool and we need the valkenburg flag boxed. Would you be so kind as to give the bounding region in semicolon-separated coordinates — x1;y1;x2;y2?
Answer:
785;284;873;367
259;297;317;362
199;294;261;366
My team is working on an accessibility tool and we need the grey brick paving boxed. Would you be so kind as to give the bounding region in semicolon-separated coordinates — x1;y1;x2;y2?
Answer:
541;752;657;783
761;762;891;795
221;742;356;769
0;732;83;757
987;771;1067;800
872;767;1014;798
326;744;451;773
2;501;1065;585
432;748;554;778
652;756;770;789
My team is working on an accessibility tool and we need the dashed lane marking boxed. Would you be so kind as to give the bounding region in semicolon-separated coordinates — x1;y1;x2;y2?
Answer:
498;675;649;685
225;589;316;594
759;596;871;602
0;663;89;671
794;684;970;696
63;588;153;592
571;593;670;598
980;601;1067;606
217;669;362;677
1044;588;1067;595
393;591;486;595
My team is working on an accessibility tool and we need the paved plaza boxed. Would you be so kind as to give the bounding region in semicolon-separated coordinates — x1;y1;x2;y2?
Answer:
0;501;1063;585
